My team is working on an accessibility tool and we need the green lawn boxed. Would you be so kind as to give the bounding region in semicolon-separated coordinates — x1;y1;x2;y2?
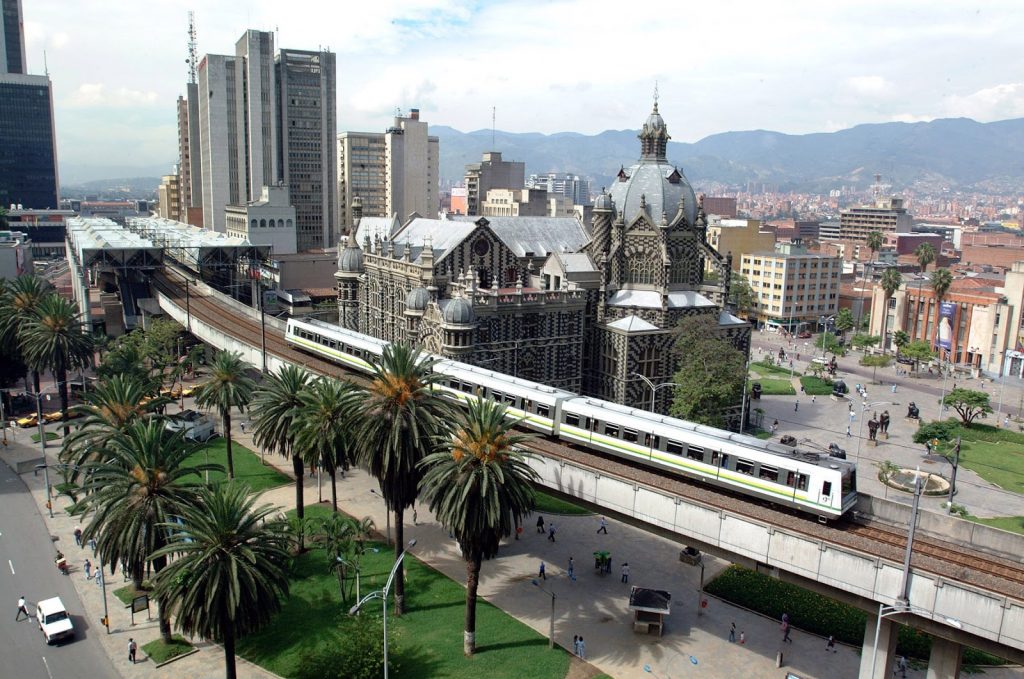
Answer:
533;489;592;516
799;375;834;395
238;507;570;679
947;423;1024;494
113;584;152;606
754;378;796;396
968;516;1024;535
31;431;60;443
750;360;794;377
183;438;291;492
142;635;194;664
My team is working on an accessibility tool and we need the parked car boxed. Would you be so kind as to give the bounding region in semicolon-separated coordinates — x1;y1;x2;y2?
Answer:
36;597;74;644
896;355;914;365
16;413;39;428
797;331;812;339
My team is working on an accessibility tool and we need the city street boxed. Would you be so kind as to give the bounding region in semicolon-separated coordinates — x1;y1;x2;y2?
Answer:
0;450;116;679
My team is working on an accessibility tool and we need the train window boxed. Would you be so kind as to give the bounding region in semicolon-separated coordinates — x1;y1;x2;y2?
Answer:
842;472;855;495
666;440;684;455
711;450;720;466
623;429;638;443
565;414;580;427
822;481;832;497
759;466;779;483
492;391;503;402
687;445;704;461
461;382;473;394
537;405;550;418
505;394;517;406
720;454;729;468
604;424;619;438
735;459;755;476
796;474;808;491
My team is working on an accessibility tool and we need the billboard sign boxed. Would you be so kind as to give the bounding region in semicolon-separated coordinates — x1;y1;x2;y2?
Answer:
936;302;955;351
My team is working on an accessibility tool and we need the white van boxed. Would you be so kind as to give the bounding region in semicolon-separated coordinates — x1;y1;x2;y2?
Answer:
165;409;216;442
36;597;74;644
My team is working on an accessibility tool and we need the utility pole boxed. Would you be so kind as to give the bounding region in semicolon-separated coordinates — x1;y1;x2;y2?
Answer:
947;437;961;513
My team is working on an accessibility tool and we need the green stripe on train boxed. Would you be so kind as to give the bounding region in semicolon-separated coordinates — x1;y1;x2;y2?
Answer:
289;335;373;371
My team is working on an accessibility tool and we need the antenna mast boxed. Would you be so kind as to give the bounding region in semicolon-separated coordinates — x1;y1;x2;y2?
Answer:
491;106;496;149
187;11;198;84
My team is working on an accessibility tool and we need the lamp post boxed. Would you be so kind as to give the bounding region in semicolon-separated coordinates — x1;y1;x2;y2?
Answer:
531;579;557;649
631;373;684;413
184;277;191;332
349;539;417;679
738;360;750;434
997;350;1007;421
820;314;835;358
855;400;896;461
28;390;55;517
946;436;961;513
337;556;361;603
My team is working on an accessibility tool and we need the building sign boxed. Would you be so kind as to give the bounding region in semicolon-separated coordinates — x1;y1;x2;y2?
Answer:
936;301;955;350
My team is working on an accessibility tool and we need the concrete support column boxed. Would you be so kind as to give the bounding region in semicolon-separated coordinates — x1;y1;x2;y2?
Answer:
926;637;962;679
859;614;898;679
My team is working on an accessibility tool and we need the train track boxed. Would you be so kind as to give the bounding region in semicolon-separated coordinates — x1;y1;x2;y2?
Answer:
151;267;1024;599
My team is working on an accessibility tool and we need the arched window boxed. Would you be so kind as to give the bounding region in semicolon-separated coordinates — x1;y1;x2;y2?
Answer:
260;219;267;228
287;219;293;228
250;219;257;229
626;257;656;285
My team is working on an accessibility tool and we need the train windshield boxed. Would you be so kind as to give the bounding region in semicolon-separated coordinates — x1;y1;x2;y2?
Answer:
841;468;856;496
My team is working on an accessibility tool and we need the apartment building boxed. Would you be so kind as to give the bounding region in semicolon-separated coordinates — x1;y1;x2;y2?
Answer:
337;131;387;232
839;197;913;242
466;152;525;216
741;243;841;330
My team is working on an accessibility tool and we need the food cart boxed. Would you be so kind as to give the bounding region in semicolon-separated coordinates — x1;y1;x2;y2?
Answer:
628;586;671;636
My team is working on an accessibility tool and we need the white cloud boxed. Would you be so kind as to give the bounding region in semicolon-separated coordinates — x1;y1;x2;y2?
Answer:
846;76;893;97
65;83;160;108
889;113;935;124
943;83;1024;121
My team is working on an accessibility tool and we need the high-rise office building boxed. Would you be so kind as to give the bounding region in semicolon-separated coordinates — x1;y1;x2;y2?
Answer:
0;0;58;209
1;0;25;74
839;197;913;242
276;48;337;250
385;109;438;221
236;30;277;202
337;131;387;232
465;152;525;216
197;53;240;232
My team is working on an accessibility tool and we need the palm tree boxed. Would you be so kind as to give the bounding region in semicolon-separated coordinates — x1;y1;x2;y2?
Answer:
77;420;219;643
292;376;361;513
20;294;94;436
419;397;538;655
61;374;165;475
194;351;255;480
313;512;375;604
879;268;903;353
893;330;910;357
250;364;313;550
907;242;937;337
0;275;54;394
357;342;453;615
149;483;291;679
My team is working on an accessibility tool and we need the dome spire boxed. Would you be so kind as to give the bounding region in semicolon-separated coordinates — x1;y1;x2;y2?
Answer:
653;80;659;112
639;87;670;161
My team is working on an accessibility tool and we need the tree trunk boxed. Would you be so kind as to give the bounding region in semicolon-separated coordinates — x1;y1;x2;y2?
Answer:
32;369;40;396
292;454;305;552
57;366;71;438
464;551;482;655
329;465;338;513
151;551;173;644
223;622;237;679
131;559;144;591
223;411;235;479
393;506;405;616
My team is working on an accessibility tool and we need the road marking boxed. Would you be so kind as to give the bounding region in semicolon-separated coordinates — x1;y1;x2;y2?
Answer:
8;559;13;575
41;656;54;679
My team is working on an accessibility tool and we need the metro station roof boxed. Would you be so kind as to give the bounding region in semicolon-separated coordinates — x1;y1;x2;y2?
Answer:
67;217;164;268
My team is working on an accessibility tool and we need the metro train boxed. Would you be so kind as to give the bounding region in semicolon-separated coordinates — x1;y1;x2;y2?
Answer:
286;317;858;521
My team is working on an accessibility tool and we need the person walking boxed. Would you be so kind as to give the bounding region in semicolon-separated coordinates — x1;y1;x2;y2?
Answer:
739;631;746;645
896;655;908;678
573;635;580;657
846;424;852;437
547;522;557;542
794;400;799;412
782;619;792;643
577;636;586;659
536;515;545;533
84;558;92;580
88;537;97;556
95;569;104;588
729;622;736;643
515;525;522;540
538;561;546;580
597;516;608;534
621;562;630;583
15;596;29;621
826;634;837;652
811;395;816;404
129;638;138;663
567;556;575;582
73;526;83;547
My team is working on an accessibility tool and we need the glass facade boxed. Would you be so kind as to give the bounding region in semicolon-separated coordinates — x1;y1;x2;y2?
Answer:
0;79;58;209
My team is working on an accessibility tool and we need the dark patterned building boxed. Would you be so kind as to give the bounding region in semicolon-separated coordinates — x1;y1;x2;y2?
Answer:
336;102;750;413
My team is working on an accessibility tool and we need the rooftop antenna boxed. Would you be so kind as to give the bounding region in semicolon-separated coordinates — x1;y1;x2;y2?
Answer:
492;106;496;149
653;80;659;110
43;49;48;77
186;10;198;84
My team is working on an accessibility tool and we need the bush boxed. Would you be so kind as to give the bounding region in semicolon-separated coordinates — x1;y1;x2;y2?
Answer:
799;376;833;395
704;565;1003;665
295;615;392;679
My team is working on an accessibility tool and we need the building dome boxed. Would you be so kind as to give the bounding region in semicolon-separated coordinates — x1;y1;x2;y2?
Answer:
339;244;364;273
593;191;614;211
442;297;475;325
405;287;429;311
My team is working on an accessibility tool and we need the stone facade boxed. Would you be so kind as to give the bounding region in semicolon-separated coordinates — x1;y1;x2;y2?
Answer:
336;103;750;416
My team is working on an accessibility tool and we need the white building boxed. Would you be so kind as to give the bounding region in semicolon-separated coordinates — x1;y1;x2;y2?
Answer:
385;109;438;222
741;242;842;330
225;185;297;255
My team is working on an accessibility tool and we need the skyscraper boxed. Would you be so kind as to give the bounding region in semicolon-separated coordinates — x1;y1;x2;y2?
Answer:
385;109;438;221
197;53;239;232
236;30;277;202
337;131;387;232
276;48;337;250
0;0;58;209
464;151;524;216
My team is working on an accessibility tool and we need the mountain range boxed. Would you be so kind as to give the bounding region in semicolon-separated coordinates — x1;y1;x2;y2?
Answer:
61;116;1024;196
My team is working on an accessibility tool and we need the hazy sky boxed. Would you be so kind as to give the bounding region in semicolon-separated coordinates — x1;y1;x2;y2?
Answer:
23;0;1024;180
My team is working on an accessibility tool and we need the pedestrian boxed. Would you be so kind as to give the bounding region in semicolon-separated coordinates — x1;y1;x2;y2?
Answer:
896;655;908;678
129;638;138;663
239;421;246;434
88;537;97;556
846;425;852;437
412;507;418;525
84;558;92;580
772;419;779;434
729;622;736;643
812;395;816;404
621;562;630;583
577;636;586;659
95;569;103;588
892;383;897;393
15;596;29;621
536;515;545;533
568;556;575;581
547;522;556;542
73;526;83;547
795;400;799;412
597;516;608;534
1005;416;1011;429
739;631;746;645
782;620;792;643
515;525;522;540
538;561;546;580
826;634;837;652
573;635;580;656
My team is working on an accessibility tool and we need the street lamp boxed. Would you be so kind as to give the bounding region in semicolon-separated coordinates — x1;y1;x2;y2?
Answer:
348;539;417;679
631;373;684;413
820;315;835;358
531;578;557;649
28;390;57;517
855;400;896;461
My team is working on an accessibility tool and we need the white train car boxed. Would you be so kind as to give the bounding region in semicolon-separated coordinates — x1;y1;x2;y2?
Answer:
558;397;856;520
285;317;387;373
